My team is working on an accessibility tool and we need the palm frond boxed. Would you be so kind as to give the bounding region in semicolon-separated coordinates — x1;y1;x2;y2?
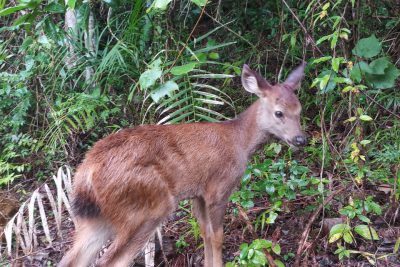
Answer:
0;166;73;261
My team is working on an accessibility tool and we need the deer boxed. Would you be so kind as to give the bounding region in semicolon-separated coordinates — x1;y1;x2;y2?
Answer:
58;62;307;267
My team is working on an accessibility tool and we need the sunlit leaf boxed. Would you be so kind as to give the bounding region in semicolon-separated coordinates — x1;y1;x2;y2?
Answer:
359;115;373;121
343;232;353;243
354;225;379;240
272;243;281;255
329;224;350;243
150;0;172;10
67;0;76;9
191;0;207;7
170;62;196;76
0;5;28;16
150;81;179;103
139;59;163;90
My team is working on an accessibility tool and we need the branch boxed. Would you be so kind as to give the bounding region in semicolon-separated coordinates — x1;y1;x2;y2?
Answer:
293;187;346;267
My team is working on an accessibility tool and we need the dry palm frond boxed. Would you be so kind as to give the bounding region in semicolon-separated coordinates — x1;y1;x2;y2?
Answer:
0;166;160;267
0;166;73;261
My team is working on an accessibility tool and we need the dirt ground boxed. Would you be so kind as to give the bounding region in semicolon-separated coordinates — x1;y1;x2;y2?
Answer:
1;182;399;267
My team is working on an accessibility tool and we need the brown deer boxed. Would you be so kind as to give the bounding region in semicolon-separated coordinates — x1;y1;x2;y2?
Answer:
58;62;307;267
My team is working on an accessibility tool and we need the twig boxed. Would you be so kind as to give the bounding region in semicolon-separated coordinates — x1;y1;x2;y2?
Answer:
282;0;399;119
168;1;208;72
359;90;400;120
293;187;346;267
280;0;323;55
203;10;256;49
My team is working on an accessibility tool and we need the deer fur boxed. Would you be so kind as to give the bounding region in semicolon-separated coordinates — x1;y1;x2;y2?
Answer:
58;62;307;267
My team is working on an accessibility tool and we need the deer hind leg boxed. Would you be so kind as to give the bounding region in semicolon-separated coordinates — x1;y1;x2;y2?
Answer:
96;204;174;267
58;217;113;267
192;197;213;267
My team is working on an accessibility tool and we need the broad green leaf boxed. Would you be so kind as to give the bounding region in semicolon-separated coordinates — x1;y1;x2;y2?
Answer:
252;250;267;265
150;0;172;10
170;62;196;76
366;63;400;89
275;260;285;267
312;56;332;64
138;59;163;90
191;0;207;7
38;35;51;48
315;70;337;93
0;5;28;16
332;57;344;72
239;243;249;259
369;57;390;74
208;52;219;60
329;233;343;243
266;211;278;224
350;61;372;82
252;239;272;249
265;184;275;194
44;2;65;13
139;69;162;90
150;81;179;103
342;86;354;93
329;224;350;243
357;214;371;223
359;140;371;146
343;232;353;243
67;0;76;9
354;225;379;240
248;248;254;259
359;115;373;121
334;77;352;84
190;53;207;62
272;243;281;255
316;35;331;45
149;58;162;69
353;35;381;58
273;143;281;154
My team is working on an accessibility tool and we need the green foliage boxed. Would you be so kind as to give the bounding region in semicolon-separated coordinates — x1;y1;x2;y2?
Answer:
352;35;382;58
138;39;236;124
226;239;283;267
231;159;323;210
354;225;379;241
0;0;399;265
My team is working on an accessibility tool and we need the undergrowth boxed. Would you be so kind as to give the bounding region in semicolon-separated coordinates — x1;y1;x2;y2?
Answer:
0;0;399;266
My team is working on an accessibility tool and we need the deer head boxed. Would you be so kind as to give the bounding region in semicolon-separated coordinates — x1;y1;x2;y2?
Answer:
241;62;307;147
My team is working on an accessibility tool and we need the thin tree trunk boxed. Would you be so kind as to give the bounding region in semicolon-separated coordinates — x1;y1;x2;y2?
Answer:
64;6;77;69
84;10;96;86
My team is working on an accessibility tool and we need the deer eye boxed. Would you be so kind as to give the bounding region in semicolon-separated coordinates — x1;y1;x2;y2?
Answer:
275;111;284;118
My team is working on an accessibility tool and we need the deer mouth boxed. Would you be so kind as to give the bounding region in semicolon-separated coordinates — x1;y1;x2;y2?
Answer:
285;139;299;149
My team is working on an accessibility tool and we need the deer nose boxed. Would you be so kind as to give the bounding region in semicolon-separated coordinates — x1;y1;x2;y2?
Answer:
293;135;307;146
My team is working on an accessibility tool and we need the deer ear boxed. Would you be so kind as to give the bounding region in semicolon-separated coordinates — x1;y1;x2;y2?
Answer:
241;64;272;97
284;61;307;91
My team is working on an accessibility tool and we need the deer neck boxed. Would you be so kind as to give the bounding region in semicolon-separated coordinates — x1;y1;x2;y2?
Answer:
230;99;271;157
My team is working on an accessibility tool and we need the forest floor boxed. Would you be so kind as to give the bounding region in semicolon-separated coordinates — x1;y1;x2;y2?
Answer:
1;175;399;267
